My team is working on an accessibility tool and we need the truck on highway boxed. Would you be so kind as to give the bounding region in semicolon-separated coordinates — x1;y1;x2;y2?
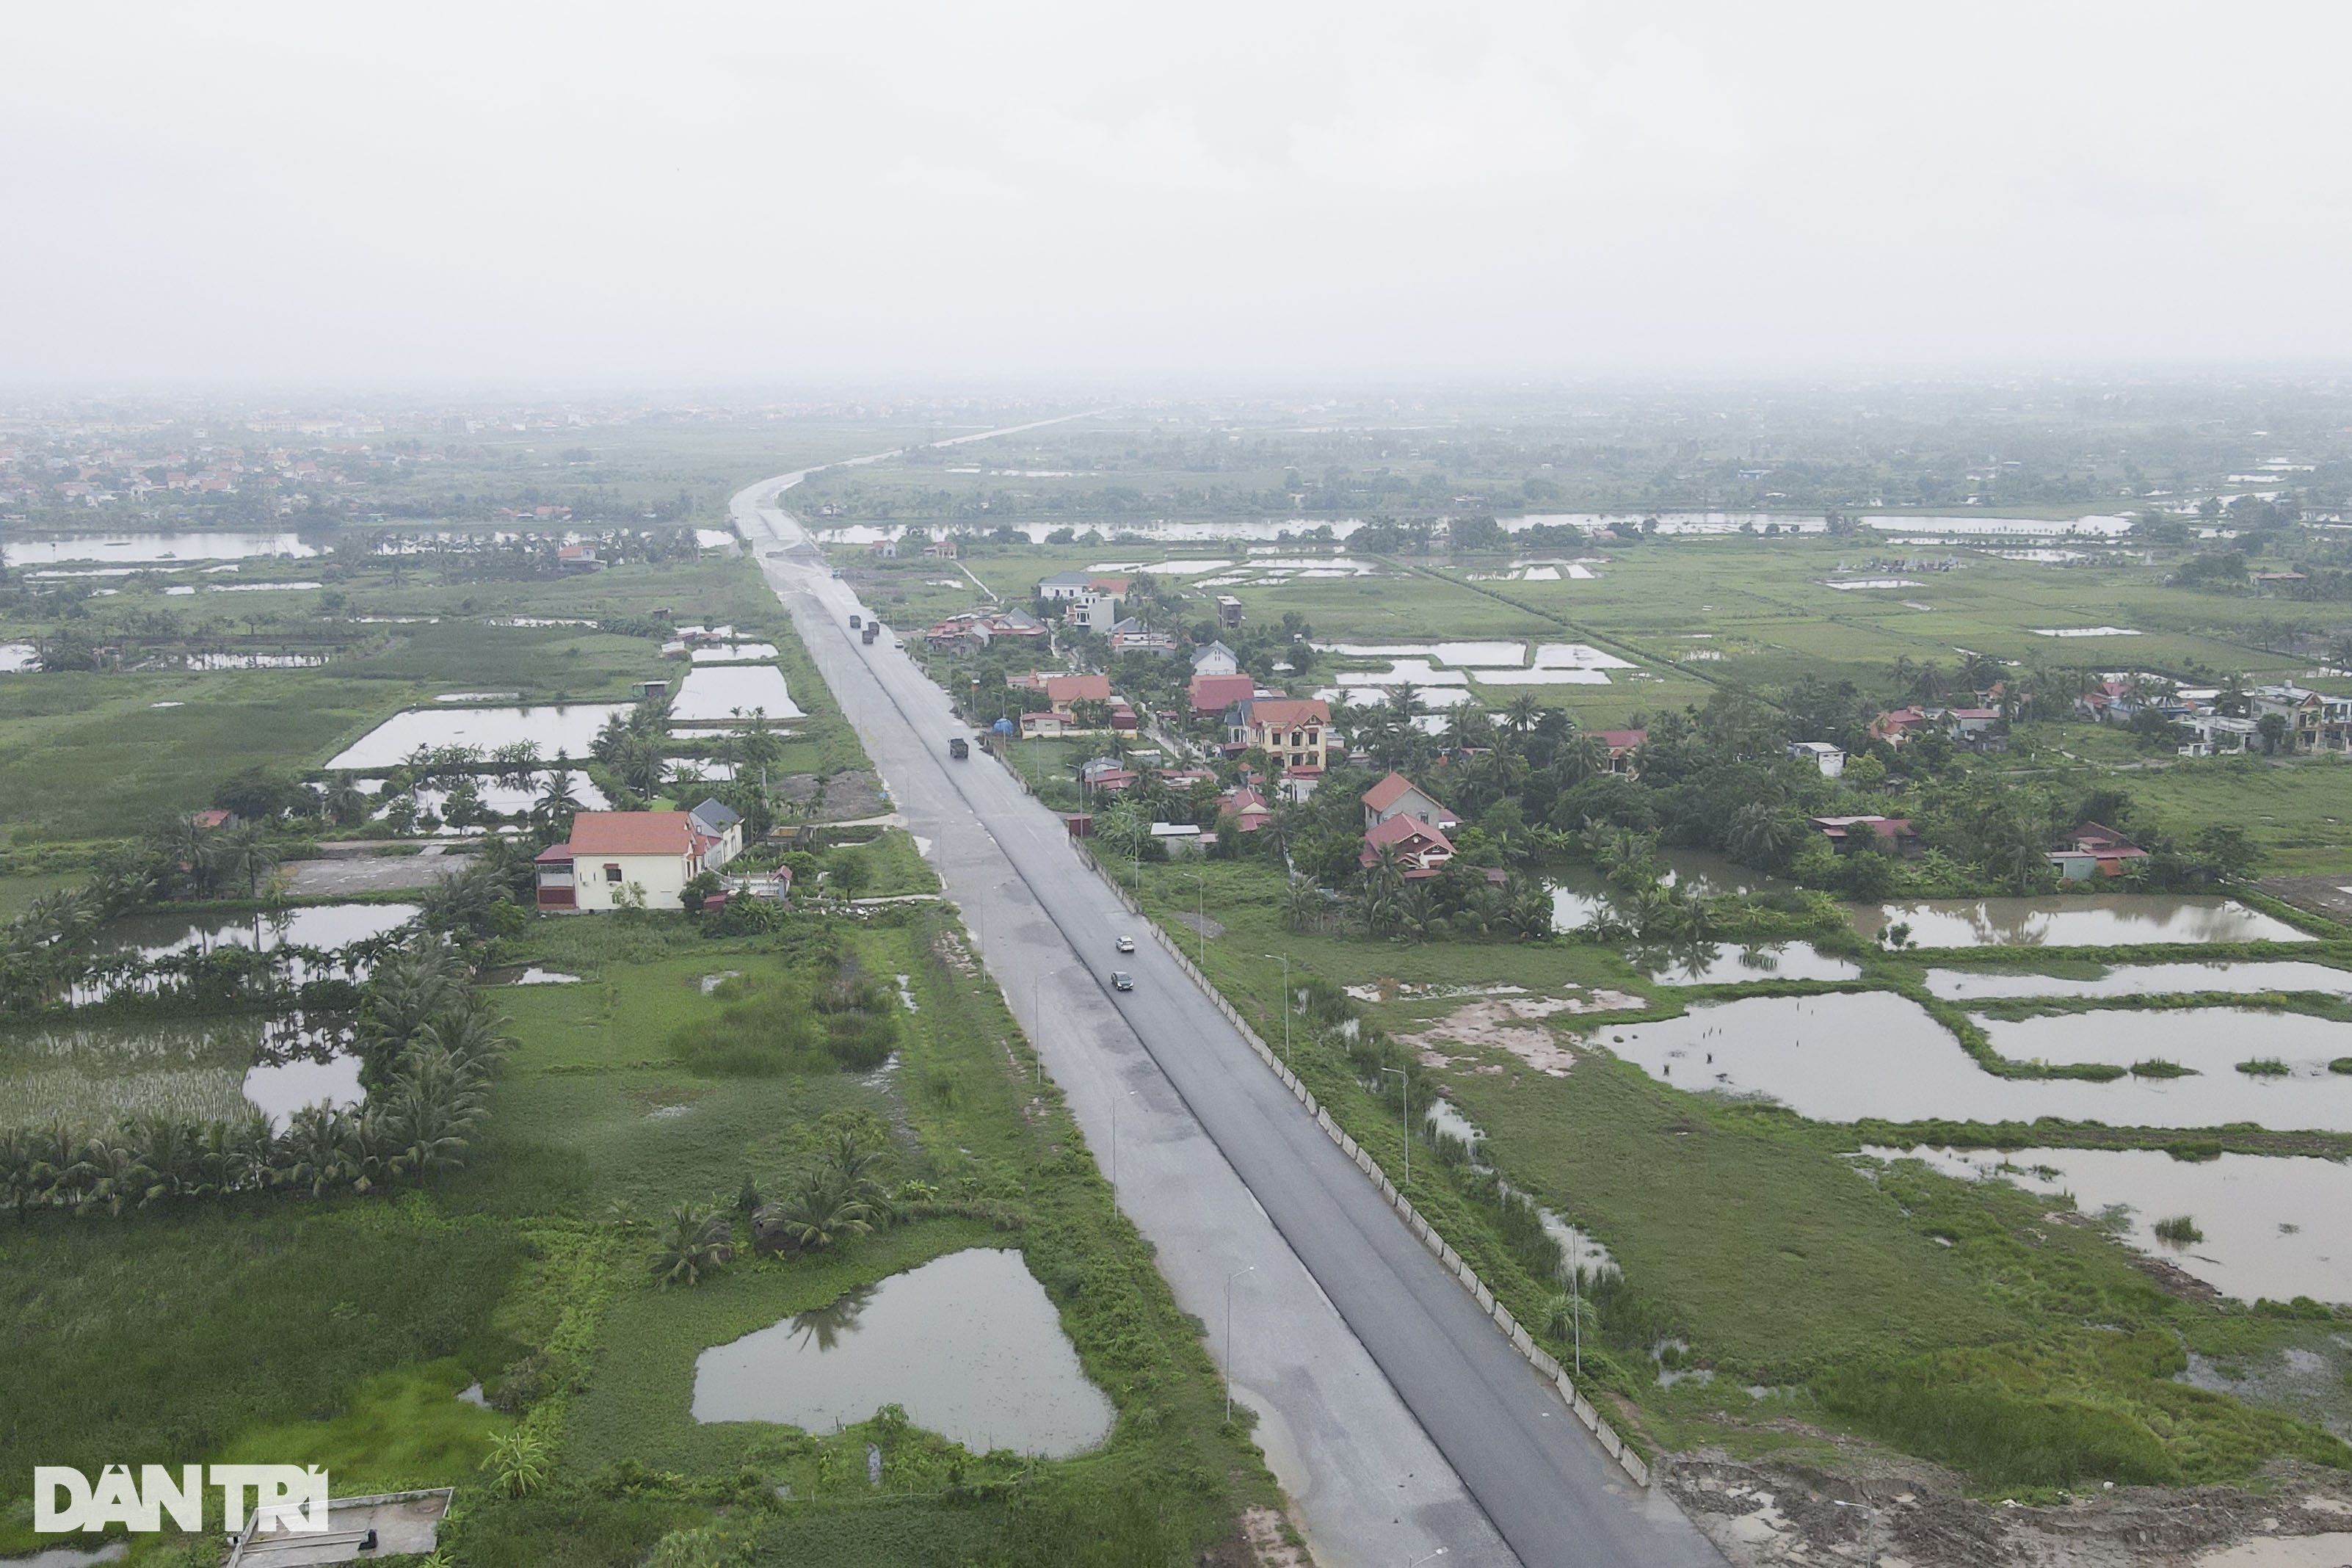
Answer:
861;623;879;645
849;613;862;629
948;737;970;760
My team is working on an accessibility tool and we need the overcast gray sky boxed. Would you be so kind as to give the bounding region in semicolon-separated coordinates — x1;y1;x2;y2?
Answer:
4;2;2348;388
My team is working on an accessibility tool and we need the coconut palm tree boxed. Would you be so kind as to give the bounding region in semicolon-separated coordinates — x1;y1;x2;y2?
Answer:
1725;802;1797;868
1982;809;2052;894
754;1172;873;1257
0;1128;40;1222
533;769;582;833
652;1202;738;1286
382;1045;485;1178
278;1104;356;1198
1561;734;1609;784
322;773;369;827
1501;693;1544;742
32;1122;88;1211
217;822;281;900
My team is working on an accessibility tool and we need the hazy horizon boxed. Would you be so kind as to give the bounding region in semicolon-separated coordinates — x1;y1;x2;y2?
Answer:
7;2;2350;388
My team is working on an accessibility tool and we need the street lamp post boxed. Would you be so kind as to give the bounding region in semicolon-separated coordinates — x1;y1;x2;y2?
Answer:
1224;1264;1255;1423
1380;1067;1411;1187
1193;871;1207;969
1281;954;1290;1058
1111;1088;1136;1193
1408;1548;1448;1568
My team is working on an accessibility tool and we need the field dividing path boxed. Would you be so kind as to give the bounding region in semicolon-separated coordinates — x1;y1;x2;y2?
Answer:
732;454;1722;1568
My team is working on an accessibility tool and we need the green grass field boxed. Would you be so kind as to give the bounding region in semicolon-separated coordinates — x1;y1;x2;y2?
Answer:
0;885;1272;1564
0;553;866;846
1117;849;2352;1488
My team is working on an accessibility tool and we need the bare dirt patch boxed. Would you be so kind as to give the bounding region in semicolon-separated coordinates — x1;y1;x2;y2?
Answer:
1397;992;1634;1077
1666;1451;2352;1568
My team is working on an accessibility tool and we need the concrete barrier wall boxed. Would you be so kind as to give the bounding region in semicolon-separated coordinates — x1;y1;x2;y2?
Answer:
1067;836;1652;1488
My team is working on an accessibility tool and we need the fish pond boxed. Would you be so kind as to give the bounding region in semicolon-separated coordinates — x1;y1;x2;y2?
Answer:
71;903;416;1002
326;704;633;770
1600;992;2352;1131
672;664;802;724
0;530;318;567
692;1248;1113;1457
1925;959;2352;1002
1854;895;2309;948
1869;1144;2352;1307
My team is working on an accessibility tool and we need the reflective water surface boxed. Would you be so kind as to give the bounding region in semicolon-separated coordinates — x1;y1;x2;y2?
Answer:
692;1248;1113;1456
1855;896;2309;948
1603;992;2352;1131
1870;1144;2352;1306
1925;960;2352;1002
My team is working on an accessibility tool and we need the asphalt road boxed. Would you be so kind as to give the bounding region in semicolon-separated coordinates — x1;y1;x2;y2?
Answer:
733;461;1723;1568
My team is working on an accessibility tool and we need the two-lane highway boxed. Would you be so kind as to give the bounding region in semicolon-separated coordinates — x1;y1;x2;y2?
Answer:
733;460;1722;1568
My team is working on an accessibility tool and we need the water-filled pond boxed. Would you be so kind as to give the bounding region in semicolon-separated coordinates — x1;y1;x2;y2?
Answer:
1854;896;2309;948
1870;1144;2352;1307
672;665;802;723
1600;992;2352;1131
1640;942;1862;986
326;703;634;770
87;902;418;963
692;1248;1112;1456
0;1013;357;1132
1981;1008;2352;1083
1548;853;1782;933
1925;960;2352;1002
73;904;416;1001
0;530;317;567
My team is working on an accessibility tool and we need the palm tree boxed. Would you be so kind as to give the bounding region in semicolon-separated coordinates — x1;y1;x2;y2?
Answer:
0;1128;40;1222
533;769;582;834
1501;693;1544;742
1561;734;1608;784
1280;875;1321;934
1725;802;1796;868
219;822;280;899
754;1169;875;1256
278;1104;355;1198
323;773;369;827
1982;810;2051;894
1398;884;1441;945
653;1202;737;1287
382;1045;484;1179
32;1122;89;1211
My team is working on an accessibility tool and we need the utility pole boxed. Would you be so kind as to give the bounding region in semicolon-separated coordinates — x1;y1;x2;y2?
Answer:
1381;1067;1410;1187
1224;1265;1255;1423
1194;871;1206;969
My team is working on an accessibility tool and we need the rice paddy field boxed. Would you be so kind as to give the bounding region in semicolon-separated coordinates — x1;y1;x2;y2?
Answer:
843;529;2347;735
0;551;863;849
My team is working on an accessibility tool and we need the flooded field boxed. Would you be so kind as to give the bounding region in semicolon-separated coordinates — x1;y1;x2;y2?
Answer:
1855;895;2310;948
0;530;318;567
671;664;802;723
692;1248;1112;1456
1925;959;2352;1001
1641;942;1862;986
325;703;634;770
86;902;418;963
1981;1008;2352;1081
1871;1145;2352;1306
0;1013;357;1132
1549;852;1779;932
1601;992;2352;1130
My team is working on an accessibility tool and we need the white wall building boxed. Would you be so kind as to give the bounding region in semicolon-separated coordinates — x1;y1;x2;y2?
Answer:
536;811;724;912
